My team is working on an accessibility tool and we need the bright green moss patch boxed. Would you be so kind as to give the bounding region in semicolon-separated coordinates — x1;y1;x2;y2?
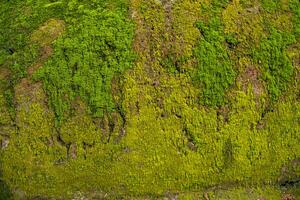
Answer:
0;1;66;118
194;16;236;106
261;0;280;12
35;1;135;123
253;28;295;101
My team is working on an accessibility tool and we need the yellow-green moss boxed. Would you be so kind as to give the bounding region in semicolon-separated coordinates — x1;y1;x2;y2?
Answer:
31;19;65;47
1;0;300;199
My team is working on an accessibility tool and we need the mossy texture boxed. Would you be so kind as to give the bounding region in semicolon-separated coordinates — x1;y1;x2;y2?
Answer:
0;0;300;199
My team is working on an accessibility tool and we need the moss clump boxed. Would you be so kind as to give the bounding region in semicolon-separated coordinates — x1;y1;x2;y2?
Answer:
253;28;295;101
0;0;300;199
35;1;135;123
194;17;236;107
31;19;65;46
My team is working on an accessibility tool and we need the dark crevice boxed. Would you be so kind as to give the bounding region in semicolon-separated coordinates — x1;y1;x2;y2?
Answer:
216;106;229;132
56;134;70;161
256;103;275;130
222;138;234;169
182;127;197;152
6;47;15;55
280;179;300;187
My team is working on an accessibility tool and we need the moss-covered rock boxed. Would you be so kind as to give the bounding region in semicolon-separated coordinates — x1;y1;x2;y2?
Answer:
0;0;300;199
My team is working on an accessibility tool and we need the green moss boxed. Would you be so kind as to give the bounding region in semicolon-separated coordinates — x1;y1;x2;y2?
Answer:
253;28;295;101
194;17;236;106
290;0;300;37
261;0;280;12
0;0;300;199
222;0;265;48
30;19;65;46
35;1;135;123
0;1;66;118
